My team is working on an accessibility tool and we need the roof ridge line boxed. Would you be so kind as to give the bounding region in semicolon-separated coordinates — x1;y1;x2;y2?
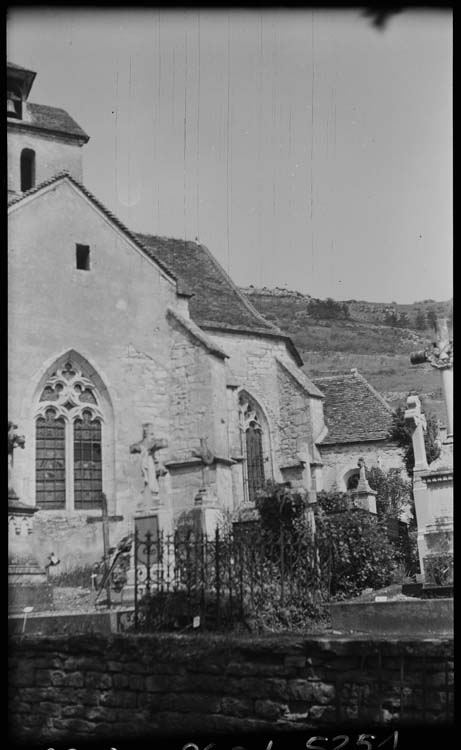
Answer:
197;242;284;334
8;172;178;285
275;357;324;399
166;308;228;360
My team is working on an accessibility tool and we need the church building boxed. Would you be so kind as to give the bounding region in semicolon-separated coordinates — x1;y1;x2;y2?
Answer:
8;61;402;571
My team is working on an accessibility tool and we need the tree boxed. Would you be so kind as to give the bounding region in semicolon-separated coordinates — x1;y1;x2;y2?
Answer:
427;309;438;332
397;312;410;329
366;466;414;527
384;310;399;327
389;405;441;476
414;309;427;331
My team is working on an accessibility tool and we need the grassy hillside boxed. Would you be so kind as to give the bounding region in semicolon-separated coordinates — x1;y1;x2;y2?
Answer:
241;287;452;425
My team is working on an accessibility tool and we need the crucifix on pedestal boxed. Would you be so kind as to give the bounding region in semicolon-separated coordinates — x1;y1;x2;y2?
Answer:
410;317;453;439
129;423;168;505
192;437;215;490
8;421;25;502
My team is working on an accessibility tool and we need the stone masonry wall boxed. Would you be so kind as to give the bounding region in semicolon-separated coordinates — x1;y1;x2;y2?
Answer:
319;441;404;493
277;364;312;462
9;633;453;743
208;332;316;480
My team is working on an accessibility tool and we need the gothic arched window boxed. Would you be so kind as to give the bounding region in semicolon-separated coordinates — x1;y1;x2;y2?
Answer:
35;360;104;510
239;392;271;504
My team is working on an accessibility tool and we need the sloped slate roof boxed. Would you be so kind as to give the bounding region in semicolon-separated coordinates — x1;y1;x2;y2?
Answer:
8;61;29;71
136;233;303;364
10;102;89;141
276;357;324;399
313;370;395;444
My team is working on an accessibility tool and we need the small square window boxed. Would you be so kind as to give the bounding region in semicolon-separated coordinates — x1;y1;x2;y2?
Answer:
76;244;90;271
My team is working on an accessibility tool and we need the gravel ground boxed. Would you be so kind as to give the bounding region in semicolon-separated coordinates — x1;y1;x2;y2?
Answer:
51;586;102;612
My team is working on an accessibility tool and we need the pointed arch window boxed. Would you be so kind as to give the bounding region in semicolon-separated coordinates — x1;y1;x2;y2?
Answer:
35;360;104;510
239;392;271;504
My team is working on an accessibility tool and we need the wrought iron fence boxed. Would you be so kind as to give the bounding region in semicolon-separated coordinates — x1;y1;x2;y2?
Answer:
133;527;332;632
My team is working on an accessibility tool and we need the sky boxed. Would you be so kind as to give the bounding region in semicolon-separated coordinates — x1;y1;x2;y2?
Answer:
7;7;452;303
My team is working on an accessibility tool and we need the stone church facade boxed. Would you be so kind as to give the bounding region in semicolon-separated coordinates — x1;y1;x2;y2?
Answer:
8;61;403;571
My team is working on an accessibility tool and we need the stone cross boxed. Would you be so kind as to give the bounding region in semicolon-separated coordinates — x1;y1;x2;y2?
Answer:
129;423;168;496
404;395;429;472
410;317;453;438
99;492;111;606
192;437;215;488
8;421;25;497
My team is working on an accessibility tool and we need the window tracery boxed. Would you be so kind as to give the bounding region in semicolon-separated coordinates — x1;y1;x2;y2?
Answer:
35;360;104;510
239;392;266;504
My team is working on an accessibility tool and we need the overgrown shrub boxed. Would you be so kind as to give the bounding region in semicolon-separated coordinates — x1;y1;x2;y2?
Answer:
51;564;94;589
366;466;415;526
255;480;311;541
389;406;441;475
315;491;401;599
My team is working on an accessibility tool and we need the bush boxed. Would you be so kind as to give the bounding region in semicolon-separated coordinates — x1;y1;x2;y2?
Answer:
255;480;311;541
315;491;401;599
366;466;415;526
51;564;94;588
389;406;441;475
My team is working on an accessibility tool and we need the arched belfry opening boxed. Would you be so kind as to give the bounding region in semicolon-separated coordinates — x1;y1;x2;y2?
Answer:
238;391;272;504
20;148;36;192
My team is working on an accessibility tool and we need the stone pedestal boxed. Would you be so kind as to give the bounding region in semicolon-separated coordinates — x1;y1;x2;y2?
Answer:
351;461;377;514
191;488;222;537
8;493;53;612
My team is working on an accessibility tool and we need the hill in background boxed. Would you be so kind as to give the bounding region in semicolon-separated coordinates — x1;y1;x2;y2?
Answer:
241;286;452;426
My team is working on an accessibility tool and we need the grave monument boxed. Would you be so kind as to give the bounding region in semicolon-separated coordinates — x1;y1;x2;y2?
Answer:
8;421;53;611
406;318;453;582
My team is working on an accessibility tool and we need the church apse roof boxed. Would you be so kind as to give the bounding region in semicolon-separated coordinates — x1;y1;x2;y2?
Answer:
313;370;395;445
136;233;304;365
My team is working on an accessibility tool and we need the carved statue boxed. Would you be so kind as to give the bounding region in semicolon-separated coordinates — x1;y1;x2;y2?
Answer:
192;437;215;489
8;421;25;494
357;456;367;480
410;318;453;370
129;423;168;494
192;437;215;466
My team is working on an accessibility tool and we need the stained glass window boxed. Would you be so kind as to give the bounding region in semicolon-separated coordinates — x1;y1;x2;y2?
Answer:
74;411;102;509
36;408;66;509
246;421;265;503
35;360;105;511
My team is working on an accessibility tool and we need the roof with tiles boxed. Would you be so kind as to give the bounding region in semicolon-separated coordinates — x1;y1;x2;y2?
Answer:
313;370;395;445
8;100;88;142
136;233;303;364
8;171;304;366
24;103;89;141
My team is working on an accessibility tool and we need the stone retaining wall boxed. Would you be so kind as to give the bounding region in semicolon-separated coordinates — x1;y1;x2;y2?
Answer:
9;633;453;743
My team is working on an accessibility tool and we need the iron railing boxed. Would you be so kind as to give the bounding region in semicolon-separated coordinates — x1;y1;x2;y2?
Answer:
133;527;331;631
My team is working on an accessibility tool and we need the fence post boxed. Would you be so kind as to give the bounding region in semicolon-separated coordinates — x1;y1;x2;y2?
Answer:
134;527;139;630
280;527;285;607
145;529;152;595
215;527;221;629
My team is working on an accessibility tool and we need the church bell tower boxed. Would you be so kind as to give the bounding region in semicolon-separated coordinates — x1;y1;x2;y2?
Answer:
7;61;89;199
